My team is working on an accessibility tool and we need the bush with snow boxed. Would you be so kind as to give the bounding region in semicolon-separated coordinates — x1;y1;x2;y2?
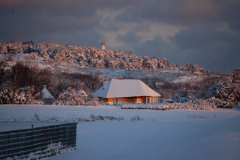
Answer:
26;52;39;61
53;87;87;106
27;99;44;105
170;93;216;110
172;93;189;103
0;87;36;104
86;100;100;106
120;103;169;110
205;82;238;108
167;99;216;110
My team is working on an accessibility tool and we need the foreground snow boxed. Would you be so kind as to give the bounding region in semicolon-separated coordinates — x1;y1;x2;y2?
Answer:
1;105;240;160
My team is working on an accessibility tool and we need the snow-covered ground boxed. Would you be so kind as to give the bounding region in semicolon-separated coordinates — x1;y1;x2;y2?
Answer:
1;105;240;160
173;75;203;83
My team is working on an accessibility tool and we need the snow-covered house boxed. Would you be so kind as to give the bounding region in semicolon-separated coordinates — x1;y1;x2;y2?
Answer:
93;79;160;104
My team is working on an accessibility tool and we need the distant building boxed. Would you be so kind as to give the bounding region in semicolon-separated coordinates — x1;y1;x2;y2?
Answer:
102;42;105;50
41;85;54;104
93;79;160;104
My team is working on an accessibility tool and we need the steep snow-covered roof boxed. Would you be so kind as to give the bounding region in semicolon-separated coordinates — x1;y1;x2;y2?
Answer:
93;79;160;98
41;85;54;99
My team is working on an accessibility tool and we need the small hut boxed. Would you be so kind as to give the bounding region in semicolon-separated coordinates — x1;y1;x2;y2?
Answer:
41;85;54;104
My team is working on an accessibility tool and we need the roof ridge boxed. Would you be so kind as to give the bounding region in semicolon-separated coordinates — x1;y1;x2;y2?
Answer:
106;79;113;98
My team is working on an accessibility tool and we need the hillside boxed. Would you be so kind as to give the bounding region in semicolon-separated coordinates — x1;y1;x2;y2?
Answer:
0;41;217;84
0;41;234;100
0;41;204;72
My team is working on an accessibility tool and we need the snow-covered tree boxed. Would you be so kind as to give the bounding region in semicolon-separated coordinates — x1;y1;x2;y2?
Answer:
53;87;87;106
0;87;36;104
205;82;238;108
172;93;189;103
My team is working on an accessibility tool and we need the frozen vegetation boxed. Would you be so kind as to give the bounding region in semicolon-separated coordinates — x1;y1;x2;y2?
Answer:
53;87;87;106
0;42;204;72
120;103;169;110
0;41;239;107
205;82;240;108
170;94;217;110
0;105;240;160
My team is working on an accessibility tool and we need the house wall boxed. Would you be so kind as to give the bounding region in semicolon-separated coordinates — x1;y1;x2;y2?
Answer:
143;97;147;104
108;98;114;104
136;97;143;103
99;97;114;104
145;97;159;104
99;97;159;104
122;97;135;103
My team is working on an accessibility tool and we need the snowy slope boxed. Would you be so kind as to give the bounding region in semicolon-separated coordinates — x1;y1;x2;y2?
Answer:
0;54;207;83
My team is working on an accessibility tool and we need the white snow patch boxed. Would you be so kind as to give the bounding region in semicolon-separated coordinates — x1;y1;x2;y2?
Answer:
76;90;87;96
1;105;240;160
173;75;203;83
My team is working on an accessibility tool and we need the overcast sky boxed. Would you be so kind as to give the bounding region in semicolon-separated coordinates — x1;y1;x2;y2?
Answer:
0;0;240;72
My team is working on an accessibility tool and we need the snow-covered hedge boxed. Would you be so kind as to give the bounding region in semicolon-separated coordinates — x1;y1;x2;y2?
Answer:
27;100;44;105
53;87;87;106
167;99;216;110
120;104;169;110
169;93;216;110
86;100;100;106
119;102;215;110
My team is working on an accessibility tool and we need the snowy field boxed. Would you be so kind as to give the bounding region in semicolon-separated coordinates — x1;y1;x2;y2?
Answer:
1;105;240;160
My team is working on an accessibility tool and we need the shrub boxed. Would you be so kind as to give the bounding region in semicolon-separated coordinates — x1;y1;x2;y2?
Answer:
53;87;87;106
11;62;51;91
167;99;216;110
86;100;100;106
0;87;36;104
205;82;238;108
172;93;189;103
